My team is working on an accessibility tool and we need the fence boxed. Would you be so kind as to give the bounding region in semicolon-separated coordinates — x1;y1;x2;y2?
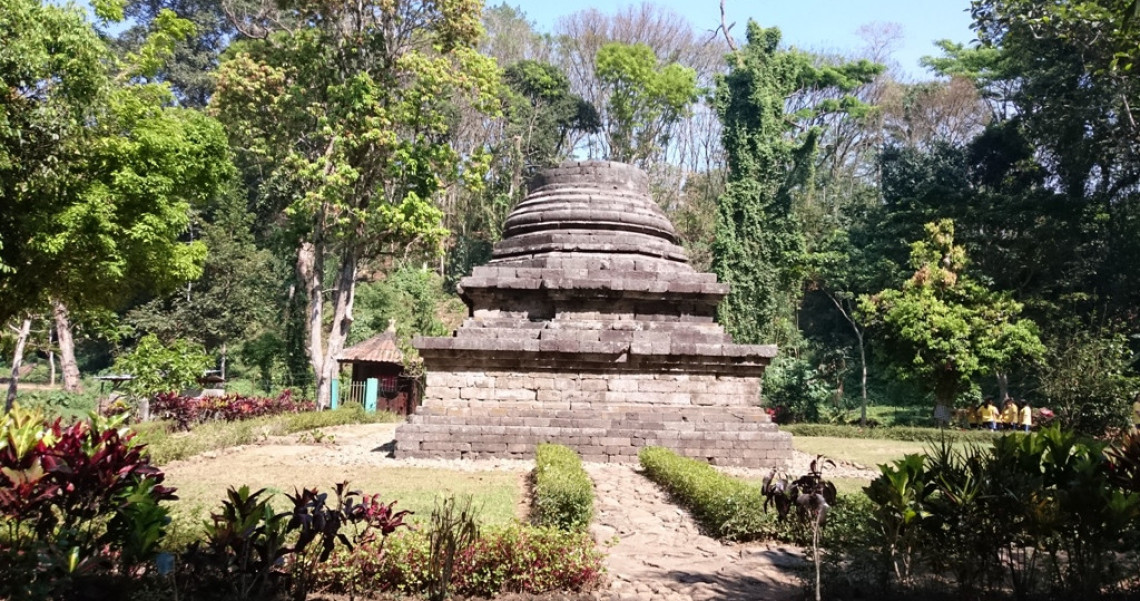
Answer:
331;377;416;415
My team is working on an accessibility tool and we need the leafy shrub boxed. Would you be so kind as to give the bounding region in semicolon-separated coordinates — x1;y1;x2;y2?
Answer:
151;389;315;430
853;427;1140;598
763;356;831;423
1038;329;1137;435
781;423;994;445
638;446;777;540
426;495;480;601
178;482;410;601
315;524;604;597
13;389;98;420
111;334;212;401
531;443;594;532
0;407;177;600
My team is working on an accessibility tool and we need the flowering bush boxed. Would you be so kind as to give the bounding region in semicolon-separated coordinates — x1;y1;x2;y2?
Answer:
0;407;177;600
151;390;315;430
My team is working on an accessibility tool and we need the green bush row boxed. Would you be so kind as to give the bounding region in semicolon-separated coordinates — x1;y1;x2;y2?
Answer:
638;446;778;541
531;443;594;532
136;403;399;464
316;524;604;597
781;423;996;444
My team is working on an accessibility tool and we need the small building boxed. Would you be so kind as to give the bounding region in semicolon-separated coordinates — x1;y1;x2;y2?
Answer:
336;322;419;415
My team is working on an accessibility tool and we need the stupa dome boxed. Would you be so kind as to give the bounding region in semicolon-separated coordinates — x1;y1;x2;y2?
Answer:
492;161;688;265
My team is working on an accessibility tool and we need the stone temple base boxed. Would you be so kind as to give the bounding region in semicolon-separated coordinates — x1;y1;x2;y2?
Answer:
394;160;794;468
394;369;793;468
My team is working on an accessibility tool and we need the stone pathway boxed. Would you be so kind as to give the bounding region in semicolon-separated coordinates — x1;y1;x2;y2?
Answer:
586;463;805;601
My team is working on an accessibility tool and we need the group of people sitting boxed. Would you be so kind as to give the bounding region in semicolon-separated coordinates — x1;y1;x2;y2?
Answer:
968;397;1032;431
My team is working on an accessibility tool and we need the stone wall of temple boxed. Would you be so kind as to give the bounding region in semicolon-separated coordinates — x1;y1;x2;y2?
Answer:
421;370;760;408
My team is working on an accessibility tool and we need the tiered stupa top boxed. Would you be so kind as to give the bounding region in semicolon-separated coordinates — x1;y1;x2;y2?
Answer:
416;160;775;372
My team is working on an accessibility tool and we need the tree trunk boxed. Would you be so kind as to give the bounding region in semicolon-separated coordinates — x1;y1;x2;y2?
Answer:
6;318;33;412
300;242;358;410
996;371;1009;402
53;299;82;392
298;241;326;405
859;334;868;428
49;351;56;387
315;253;357;410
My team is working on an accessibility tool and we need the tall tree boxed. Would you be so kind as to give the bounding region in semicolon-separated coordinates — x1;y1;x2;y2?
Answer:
212;0;499;408
593;41;698;166
1;0;231;401
711;22;880;345
860;219;1045;421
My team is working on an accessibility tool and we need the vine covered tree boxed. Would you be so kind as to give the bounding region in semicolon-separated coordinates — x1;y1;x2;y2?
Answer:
211;0;500;408
712;22;881;345
860;219;1046;421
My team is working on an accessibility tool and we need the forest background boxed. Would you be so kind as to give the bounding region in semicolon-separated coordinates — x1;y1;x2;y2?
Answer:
2;0;1137;433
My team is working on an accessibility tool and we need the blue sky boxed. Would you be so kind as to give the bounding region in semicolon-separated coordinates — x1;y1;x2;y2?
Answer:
503;0;976;79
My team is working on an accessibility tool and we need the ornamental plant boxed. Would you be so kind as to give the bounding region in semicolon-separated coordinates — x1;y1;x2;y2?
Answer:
0;407;177;600
151;390;314;431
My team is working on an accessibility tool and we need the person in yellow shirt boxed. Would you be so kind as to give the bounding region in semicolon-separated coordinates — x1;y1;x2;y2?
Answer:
982;398;998;431
968;403;980;429
1001;398;1018;431
1019;399;1032;432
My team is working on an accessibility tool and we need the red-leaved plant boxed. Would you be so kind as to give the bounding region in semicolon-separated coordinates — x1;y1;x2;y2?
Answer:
0;407;176;600
151;390;315;431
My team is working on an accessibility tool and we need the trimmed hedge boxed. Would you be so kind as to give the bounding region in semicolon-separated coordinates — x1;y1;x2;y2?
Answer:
531;443;594;532
638;446;778;541
781;423;996;444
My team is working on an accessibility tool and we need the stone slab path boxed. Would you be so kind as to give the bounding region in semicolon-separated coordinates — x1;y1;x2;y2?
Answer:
586;464;805;601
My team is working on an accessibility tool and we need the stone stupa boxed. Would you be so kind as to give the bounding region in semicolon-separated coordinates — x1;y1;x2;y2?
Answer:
394;161;793;467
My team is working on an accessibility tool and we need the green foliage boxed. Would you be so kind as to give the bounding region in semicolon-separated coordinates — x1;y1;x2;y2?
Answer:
13;389;99;421
211;0;500;408
763;356;832;423
712;22;882;345
638;446;777;541
349;266;464;364
112;334;212;401
426;495;480;601
1038;328;1138;434
861;220;1045;415
531;443;594;532
848;427;1140;597
126;190;278;354
502;59;599;171
316;523;604;596
0;0;231;324
594;42;698;164
0;407;177;600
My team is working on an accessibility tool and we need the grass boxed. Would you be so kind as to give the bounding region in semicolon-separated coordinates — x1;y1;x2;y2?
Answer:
791;435;962;470
165;465;521;540
135;405;401;464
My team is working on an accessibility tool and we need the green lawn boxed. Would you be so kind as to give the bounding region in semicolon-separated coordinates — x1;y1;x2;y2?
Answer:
792;435;956;469
166;464;521;528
